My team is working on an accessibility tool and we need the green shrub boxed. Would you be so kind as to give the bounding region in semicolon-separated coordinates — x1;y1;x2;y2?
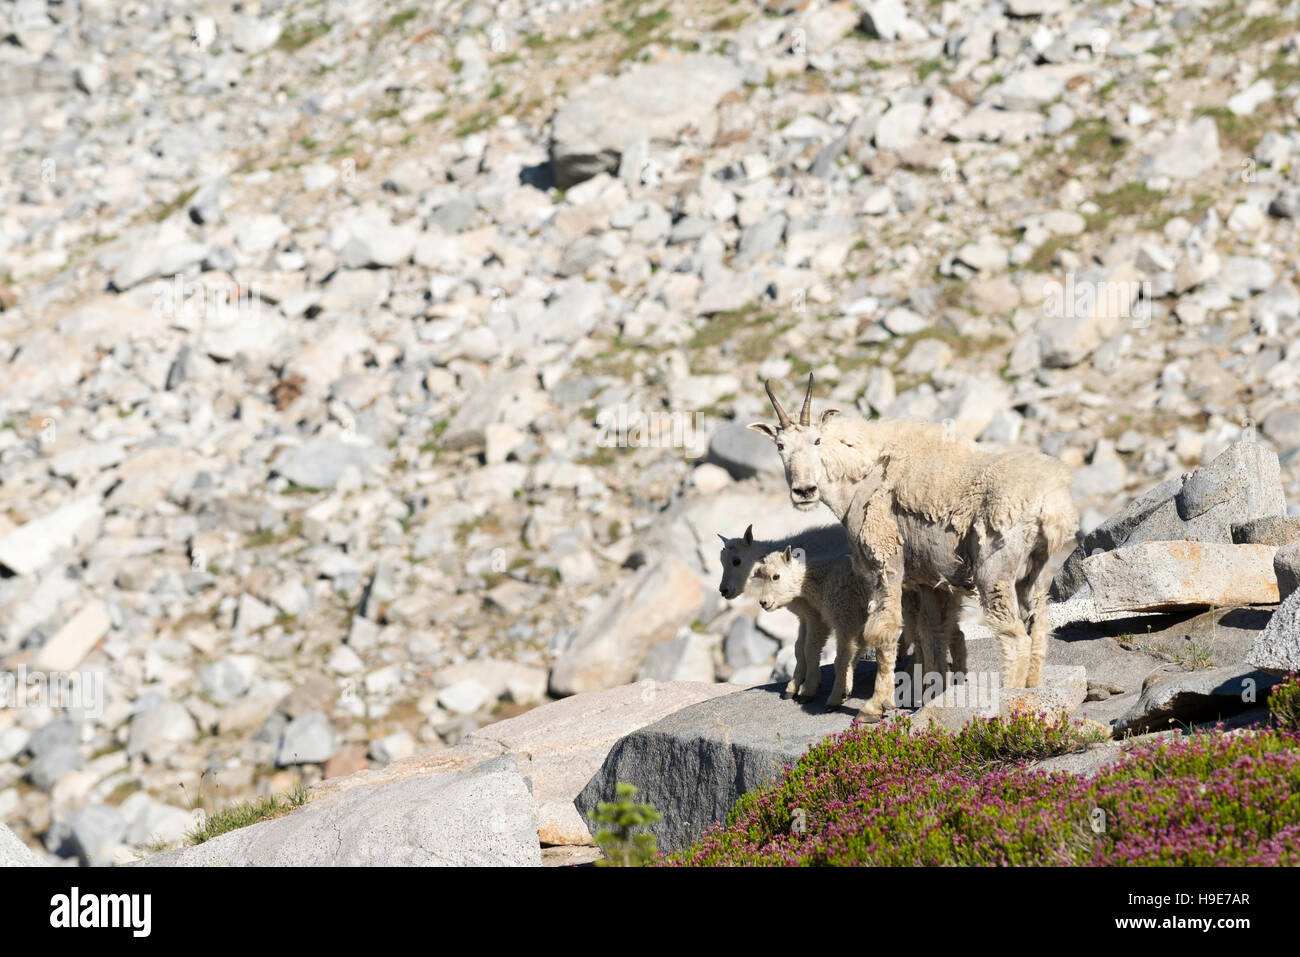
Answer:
592;783;662;867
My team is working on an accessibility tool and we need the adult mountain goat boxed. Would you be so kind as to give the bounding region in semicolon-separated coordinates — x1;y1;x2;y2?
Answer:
749;376;1077;717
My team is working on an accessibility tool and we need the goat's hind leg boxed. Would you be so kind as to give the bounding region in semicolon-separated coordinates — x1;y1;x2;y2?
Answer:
825;626;858;710
1017;540;1052;688
978;578;1030;690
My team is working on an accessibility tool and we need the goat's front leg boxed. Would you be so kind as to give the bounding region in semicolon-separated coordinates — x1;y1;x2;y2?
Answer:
800;619;829;700
785;620;806;698
857;570;903;722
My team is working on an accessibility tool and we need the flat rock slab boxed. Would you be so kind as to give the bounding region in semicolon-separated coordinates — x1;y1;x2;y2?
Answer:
0;496;103;576
575;665;892;855
1233;516;1300;547
134;756;540;867
33;601;111;672
548;558;705;697
910;665;1087;731
1052;442;1285;601
312;681;742;847
1082;541;1278;614
1115;665;1282;735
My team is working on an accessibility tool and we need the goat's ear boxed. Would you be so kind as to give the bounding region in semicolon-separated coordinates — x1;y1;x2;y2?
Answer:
717;533;728;544
747;422;777;439
819;409;839;427
743;524;753;546
782;545;793;561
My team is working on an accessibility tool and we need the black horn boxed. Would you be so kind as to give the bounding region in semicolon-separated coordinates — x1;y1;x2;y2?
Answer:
799;373;814;426
764;379;791;429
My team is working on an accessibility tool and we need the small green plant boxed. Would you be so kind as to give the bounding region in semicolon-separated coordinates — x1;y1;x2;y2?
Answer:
186;784;311;845
277;18;330;53
592;783;662;866
1269;673;1300;732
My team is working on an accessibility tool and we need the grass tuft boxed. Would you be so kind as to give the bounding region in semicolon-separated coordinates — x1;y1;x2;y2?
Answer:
186;784;311;845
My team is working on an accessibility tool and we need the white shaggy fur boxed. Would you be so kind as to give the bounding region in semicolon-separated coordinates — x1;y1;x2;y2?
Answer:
751;377;1077;711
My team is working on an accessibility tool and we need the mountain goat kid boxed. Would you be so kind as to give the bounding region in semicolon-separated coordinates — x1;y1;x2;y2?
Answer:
752;545;884;711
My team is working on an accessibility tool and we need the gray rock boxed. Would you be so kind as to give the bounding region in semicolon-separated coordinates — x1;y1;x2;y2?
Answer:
1275;542;1300;601
738;213;787;260
575;672;892;854
200;657;254;704
1269;188;1299;220
0;497;104;576
1052;443;1287;600
120;793;196;847
272;439;388;489
128;701;198;762
134;756;539;866
439;369;538;453
0;823;44;867
234;593;277;638
1220;257;1274;300
1137;117;1221;181
1263;407;1300;448
1005;0;1067;15
549;559;705;697
706;423;782;479
428;197;476;232
26;717;79;758
1248;588;1300;674
1115;665;1282;734
67;804;127;867
230;15;282;53
874;102;926;152
25;745;84;791
276;710;338;766
724;616;779;670
0;726;29;763
551;56;743;188
860;0;907;39
637;633;715;683
1232;517;1300;548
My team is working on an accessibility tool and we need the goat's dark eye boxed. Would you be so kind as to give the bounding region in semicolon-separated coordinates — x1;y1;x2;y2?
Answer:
731;558;740;567
773;574;780;580
815;438;820;445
